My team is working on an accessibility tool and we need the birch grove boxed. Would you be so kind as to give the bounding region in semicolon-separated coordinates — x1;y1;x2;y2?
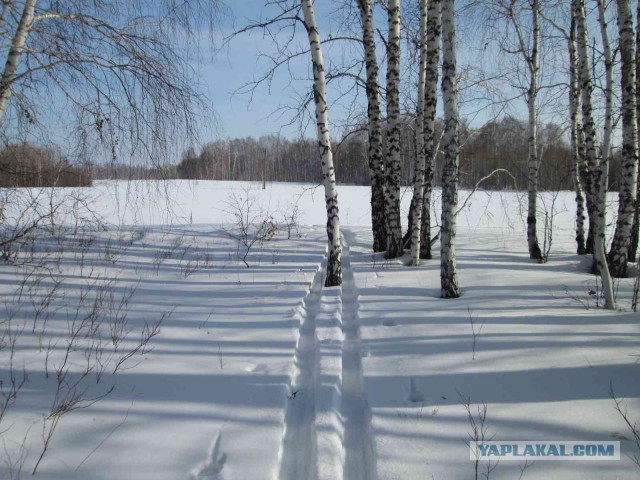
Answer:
385;0;404;259
7;0;640;304
357;0;387;253
440;0;461;299
608;0;638;278
301;0;343;286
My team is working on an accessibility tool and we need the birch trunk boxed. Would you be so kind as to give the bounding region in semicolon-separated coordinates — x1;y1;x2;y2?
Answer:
357;0;387;253
569;17;588;255
420;0;442;260
440;0;460;299
0;0;37;124
608;0;638;277
301;0;342;287
574;0;616;309
596;0;614;184
409;0;429;265
385;0;404;258
587;0;613;259
526;0;542;261
628;0;640;263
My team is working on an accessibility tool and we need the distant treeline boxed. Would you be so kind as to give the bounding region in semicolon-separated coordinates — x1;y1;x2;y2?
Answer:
6;116;623;191
0;144;91;188
173;116;623;191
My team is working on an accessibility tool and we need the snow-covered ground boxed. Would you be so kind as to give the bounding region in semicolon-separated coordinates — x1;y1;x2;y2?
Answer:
0;180;638;480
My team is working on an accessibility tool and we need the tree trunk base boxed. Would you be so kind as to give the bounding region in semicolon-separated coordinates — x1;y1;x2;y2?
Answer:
324;256;342;287
529;242;542;261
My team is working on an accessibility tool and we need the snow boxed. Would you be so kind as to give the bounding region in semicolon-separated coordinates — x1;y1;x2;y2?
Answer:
0;180;638;480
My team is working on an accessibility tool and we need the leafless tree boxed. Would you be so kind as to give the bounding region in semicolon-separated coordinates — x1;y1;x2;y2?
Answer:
231;0;343;285
0;0;224;157
573;0;616;309
440;0;461;299
409;0;428;266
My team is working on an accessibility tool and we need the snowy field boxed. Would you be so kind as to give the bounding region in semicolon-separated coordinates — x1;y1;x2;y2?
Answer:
0;180;638;480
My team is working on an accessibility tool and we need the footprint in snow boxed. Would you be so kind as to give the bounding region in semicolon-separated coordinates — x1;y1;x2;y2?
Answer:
246;363;269;374
406;377;425;403
192;433;227;480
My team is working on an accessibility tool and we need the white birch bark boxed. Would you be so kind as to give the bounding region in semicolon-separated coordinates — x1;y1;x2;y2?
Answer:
574;0;616;309
526;0;542;260
301;0;342;287
410;0;429;266
569;17;588;255
629;0;640;262
596;0;614;164
504;0;541;259
0;0;37;123
420;0;442;260
357;0;387;253
608;0;638;277
440;0;461;299
385;0;404;258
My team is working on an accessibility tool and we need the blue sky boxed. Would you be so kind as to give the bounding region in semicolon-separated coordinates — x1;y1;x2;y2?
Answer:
195;1;601;145
201;2;334;140
200;1;532;142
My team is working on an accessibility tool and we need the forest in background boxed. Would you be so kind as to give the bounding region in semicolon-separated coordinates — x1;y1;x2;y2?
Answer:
172;116;623;191
6;115;621;191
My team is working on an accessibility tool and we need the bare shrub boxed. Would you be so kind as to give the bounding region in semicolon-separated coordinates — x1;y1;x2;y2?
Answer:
223;187;277;267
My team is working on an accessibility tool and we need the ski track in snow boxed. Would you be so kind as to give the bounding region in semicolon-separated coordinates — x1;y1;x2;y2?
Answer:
277;261;323;480
277;231;377;480
340;231;377;480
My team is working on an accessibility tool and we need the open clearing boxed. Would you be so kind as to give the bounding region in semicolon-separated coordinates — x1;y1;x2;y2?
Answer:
0;180;638;479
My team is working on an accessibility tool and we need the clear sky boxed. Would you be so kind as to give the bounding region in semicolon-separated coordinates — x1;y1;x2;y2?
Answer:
201;2;331;140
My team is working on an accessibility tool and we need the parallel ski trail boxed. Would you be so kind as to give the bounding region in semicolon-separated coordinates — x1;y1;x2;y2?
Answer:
278;232;376;480
340;235;376;480
277;265;323;480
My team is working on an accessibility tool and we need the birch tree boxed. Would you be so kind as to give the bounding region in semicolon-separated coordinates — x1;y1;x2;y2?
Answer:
409;0;429;265
357;0;387;253
595;0;614;168
494;0;543;260
608;0;638;278
301;0;343;286
526;0;542;261
385;0;404;259
573;0;616;309
569;18;588;255
546;12;589;255
420;0;442;260
440;0;461;299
